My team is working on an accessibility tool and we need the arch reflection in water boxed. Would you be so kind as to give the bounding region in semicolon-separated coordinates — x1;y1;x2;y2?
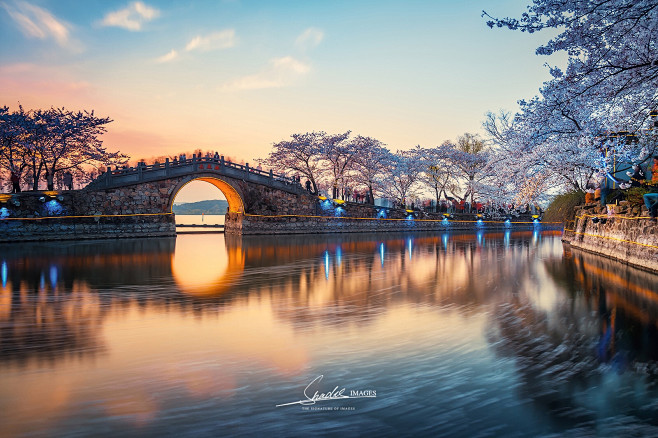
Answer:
172;234;244;297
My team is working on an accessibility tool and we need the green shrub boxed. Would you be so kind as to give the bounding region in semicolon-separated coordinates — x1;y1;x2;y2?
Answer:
624;187;650;207
543;191;586;223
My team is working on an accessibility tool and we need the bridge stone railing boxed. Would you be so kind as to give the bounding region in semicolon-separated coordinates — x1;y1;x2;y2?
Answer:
85;155;305;194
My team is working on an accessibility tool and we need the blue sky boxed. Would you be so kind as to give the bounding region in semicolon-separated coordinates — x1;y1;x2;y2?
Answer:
0;0;561;165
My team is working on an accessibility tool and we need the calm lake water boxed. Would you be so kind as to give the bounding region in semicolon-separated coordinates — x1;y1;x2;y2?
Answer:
175;214;225;226
1;230;658;437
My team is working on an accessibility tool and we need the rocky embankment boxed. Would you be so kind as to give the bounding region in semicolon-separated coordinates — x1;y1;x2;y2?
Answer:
563;202;658;272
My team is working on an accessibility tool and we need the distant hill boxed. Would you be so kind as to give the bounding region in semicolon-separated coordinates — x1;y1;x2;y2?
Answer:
173;199;229;215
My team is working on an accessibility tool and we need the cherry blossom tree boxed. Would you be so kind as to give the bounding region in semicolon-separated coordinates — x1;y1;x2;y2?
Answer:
381;147;426;208
321;131;355;194
0;106;31;189
440;134;490;208
262;131;396;199
350;135;392;203
483;0;658;126
483;0;658;194
259;131;328;194
484;110;601;196
34;108;126;190
1;106;127;191
416;146;457;207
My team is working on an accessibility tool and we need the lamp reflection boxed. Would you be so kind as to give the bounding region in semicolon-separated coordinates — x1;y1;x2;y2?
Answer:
49;265;58;289
1;261;6;288
324;250;330;280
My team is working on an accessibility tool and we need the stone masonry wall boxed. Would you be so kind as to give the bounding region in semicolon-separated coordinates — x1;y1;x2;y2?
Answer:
563;204;658;272
0;214;174;242
0;189;176;242
233;213;549;235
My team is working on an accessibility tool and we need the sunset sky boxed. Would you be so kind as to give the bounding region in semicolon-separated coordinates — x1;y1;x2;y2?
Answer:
0;0;561;167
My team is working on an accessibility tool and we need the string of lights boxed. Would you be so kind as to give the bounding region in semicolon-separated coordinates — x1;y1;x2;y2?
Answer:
564;228;658;249
0;212;174;221
574;213;652;221
243;212;561;224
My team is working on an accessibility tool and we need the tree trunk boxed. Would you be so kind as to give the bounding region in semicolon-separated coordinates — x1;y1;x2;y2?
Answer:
469;177;475;212
30;158;40;191
47;171;54;190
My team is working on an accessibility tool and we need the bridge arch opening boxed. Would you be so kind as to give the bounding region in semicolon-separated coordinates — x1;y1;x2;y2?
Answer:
169;176;244;217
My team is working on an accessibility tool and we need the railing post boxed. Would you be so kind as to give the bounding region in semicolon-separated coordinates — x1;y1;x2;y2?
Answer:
269;169;273;179
138;162;143;180
106;166;112;188
220;156;225;168
165;158;170;176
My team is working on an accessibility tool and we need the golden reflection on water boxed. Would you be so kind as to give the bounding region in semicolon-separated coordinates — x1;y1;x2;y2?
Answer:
0;284;10;321
172;234;244;296
0;231;657;436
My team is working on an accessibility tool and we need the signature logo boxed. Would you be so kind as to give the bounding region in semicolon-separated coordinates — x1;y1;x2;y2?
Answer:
276;375;377;407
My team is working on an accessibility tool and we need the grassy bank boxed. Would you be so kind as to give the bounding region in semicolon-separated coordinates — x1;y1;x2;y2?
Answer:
543;191;585;224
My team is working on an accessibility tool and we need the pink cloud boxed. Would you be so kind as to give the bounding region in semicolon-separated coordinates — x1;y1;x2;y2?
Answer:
0;64;93;106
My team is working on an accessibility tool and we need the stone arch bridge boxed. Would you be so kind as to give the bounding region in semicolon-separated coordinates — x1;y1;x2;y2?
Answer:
84;156;318;234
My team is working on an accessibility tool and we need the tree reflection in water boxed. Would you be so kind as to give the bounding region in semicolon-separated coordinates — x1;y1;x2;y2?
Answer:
486;245;658;434
0;238;176;367
3;231;657;368
0;231;657;436
0;231;557;366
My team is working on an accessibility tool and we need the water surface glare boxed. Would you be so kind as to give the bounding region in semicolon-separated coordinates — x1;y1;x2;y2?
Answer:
1;231;658;437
